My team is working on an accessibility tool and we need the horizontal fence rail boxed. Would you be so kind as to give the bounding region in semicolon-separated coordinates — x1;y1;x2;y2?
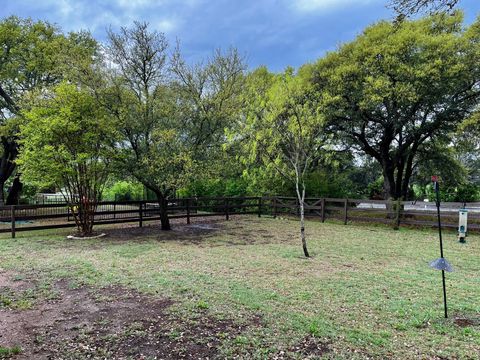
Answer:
0;196;477;238
266;197;480;231
0;197;263;238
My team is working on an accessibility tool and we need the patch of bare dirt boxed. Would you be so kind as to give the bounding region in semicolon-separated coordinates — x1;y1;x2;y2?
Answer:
286;336;331;358
0;273;250;359
0;272;35;292
454;317;480;328
89;217;284;248
101;217;228;245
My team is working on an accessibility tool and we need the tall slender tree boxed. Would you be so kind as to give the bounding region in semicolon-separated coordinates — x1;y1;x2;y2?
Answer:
237;66;325;257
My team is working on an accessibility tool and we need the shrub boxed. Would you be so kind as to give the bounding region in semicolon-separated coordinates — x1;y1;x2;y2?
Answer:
103;181;144;201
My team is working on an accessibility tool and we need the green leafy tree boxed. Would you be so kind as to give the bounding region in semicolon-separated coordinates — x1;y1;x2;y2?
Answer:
313;13;480;201
237;66;325;257
18;83;115;236
104;22;245;230
0;16;97;205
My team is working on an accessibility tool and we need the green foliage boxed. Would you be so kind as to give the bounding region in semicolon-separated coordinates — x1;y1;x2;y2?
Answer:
423;183;480;202
313;12;480;199
0;16;97;121
236;66;325;188
0;345;21;357
6;14;480;207
104;23;245;205
103;181;144;201
18;82;116;235
241;165;290;197
18;83;114;192
303;170;353;198
179;178;248;198
0;16;99;205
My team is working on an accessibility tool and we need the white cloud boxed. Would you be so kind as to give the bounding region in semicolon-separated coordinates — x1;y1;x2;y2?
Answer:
17;0;184;35
115;0;157;9
291;0;377;12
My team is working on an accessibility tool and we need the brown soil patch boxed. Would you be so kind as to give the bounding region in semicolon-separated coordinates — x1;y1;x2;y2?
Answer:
0;272;250;359
101;216;228;245
454;317;480;328
94;217;283;248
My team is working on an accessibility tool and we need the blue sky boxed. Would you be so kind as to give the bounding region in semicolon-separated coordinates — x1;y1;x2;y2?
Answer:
1;0;479;71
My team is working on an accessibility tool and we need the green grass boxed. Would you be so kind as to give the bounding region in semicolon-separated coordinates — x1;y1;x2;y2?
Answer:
0;346;21;358
0;217;479;359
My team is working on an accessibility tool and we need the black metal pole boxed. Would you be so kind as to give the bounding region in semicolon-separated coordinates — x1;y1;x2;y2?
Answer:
434;180;448;319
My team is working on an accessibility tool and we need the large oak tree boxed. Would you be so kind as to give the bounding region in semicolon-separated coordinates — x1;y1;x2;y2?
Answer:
313;13;480;201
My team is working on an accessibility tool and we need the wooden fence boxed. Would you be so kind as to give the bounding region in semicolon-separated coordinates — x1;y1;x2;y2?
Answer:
268;196;480;231
1;196;479;238
0;197;263;238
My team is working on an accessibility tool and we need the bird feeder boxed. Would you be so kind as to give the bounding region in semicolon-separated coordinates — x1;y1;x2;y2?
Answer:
458;209;468;243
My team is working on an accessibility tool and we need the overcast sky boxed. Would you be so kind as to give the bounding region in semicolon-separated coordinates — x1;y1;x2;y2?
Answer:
2;0;479;71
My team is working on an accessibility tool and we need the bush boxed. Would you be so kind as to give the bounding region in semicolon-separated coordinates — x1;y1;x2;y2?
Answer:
178;178;249;198
103;181;144;201
423;183;480;202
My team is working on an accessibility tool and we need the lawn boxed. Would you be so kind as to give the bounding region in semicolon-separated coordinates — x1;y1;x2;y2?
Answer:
0;216;479;359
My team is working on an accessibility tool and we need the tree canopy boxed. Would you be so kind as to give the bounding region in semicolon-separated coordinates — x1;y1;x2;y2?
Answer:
18;83;115;235
235;66;326;256
102;22;245;230
0;16;98;205
312;13;480;200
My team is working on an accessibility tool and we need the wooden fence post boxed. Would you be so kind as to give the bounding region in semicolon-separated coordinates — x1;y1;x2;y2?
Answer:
321;198;326;223
11;205;15;239
186;198;191;224
258;197;262;217
344;198;348;225
139;202;143;228
113;203;116;219
225;198;229;220
273;197;277;219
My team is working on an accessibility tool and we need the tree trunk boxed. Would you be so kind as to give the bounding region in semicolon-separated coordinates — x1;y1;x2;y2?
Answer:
382;162;398;200
70;200;95;237
295;182;310;258
6;175;23;205
0;137;19;206
0;181;5;205
156;193;171;231
299;199;310;258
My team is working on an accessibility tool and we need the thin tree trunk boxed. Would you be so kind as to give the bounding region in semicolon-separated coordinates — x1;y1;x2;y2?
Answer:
295;181;310;258
299;198;310;258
